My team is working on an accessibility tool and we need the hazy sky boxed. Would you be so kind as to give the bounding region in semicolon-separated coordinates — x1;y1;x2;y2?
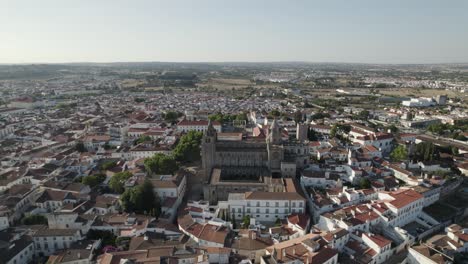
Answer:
1;0;468;64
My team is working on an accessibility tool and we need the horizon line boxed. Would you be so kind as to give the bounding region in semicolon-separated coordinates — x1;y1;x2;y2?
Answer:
1;60;468;66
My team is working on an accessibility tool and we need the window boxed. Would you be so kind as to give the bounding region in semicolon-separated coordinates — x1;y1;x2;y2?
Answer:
266;202;269;207
275;202;279;207
247;208;250;213
237;208;241;213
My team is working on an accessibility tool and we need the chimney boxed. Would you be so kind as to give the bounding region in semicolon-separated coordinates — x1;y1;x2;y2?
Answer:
282;249;286;257
77;252;81;259
292;248;296;255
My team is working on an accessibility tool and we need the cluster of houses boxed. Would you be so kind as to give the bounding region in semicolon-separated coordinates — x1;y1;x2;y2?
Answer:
0;84;467;264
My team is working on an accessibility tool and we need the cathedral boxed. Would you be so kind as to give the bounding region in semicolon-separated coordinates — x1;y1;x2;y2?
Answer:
201;120;309;203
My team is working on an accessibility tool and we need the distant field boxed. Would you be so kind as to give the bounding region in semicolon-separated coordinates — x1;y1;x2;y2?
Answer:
210;78;252;85
198;78;256;90
120;79;146;88
379;87;464;98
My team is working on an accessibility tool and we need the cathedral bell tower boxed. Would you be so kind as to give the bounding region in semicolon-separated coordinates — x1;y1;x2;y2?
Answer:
202;120;217;180
267;119;283;174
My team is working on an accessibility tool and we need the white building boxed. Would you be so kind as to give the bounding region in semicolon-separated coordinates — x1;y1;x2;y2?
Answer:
228;191;306;223
177;120;221;133
33;228;82;256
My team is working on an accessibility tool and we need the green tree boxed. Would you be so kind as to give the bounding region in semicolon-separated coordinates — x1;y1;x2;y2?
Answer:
275;217;282;226
270;109;281;117
390;145;408;162
121;180;161;216
354;110;370;120
387;125;399;134
310;112;330;120
103;142;111;150
242;215;251;228
22;214;47;225
359;178;371;189
75;142;86;152
307;128;318;141
330;124;351;138
415;142;438;161
235;112;248;122
144;153;179;175
173;131;203;163
294;110;303;124
109;171;133;194
82;174;106;188
101;161;117;171
135;135;152;145
87;230;116;246
164;111;180;123
231;213;237;229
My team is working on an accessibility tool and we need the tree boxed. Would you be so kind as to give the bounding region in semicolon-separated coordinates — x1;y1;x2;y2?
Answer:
270;109;281;117
75;142;86;152
294;110;303;124
390;145;408;162
134;98;145;103
330;124;351;138
22;214;47;225
231;213;237;229
164;111;180;123
354;110;370;120
330;125;338;138
275;217;282;226
109;171;133;194
220;210;225;221
359;178;371;189
235;112;248;122
173;131;203;163
310;112;330;120
307;128;318;141
415;142;438;161
103;142;111;150
82;174;106;188
120;180;161;217
242;215;251;228
87;230;116;247
387;125;399;134
135;135;152;145
101;161;117;171
144;153;179;175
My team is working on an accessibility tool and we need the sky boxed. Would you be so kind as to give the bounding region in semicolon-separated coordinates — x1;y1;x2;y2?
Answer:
1;0;468;64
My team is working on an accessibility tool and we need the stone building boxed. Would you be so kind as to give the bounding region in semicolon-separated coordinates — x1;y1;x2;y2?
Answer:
201;120;309;203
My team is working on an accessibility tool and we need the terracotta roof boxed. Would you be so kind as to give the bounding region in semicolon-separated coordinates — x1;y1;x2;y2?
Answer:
287;214;309;230
245;191;305;201
388;189;423;209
